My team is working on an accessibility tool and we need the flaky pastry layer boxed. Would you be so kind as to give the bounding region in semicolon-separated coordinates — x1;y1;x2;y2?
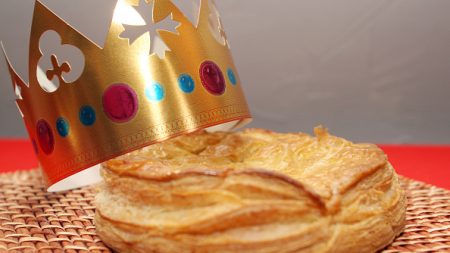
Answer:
95;127;406;253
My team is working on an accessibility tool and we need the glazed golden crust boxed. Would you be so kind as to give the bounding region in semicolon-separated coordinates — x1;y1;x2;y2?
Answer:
95;127;406;253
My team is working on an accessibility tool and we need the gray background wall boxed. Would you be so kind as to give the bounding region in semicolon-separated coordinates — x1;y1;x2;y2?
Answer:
1;0;450;143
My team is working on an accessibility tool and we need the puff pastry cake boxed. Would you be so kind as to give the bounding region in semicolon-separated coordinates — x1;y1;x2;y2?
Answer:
95;127;406;253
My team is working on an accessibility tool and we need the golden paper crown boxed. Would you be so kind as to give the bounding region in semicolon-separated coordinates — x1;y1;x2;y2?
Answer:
3;0;251;191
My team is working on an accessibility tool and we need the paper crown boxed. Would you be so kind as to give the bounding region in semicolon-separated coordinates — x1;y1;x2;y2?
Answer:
2;0;251;191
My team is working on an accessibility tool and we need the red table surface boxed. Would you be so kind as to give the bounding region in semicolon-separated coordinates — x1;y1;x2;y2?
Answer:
0;139;449;190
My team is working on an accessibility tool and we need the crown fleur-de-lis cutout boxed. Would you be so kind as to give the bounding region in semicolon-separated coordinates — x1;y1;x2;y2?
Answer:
13;82;24;117
120;0;180;58
36;30;85;93
46;54;71;85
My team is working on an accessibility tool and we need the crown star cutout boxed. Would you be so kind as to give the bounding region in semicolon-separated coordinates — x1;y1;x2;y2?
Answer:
120;0;180;58
217;18;229;47
208;2;229;47
9;70;25;116
14;85;24;117
14;83;23;100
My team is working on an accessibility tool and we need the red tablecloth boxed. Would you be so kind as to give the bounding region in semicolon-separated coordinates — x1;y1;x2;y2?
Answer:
0;139;449;189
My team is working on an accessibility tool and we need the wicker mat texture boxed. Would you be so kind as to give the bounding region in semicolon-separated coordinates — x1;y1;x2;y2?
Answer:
0;169;449;253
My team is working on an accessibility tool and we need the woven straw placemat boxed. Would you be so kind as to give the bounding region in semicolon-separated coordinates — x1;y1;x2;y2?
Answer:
1;170;449;253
